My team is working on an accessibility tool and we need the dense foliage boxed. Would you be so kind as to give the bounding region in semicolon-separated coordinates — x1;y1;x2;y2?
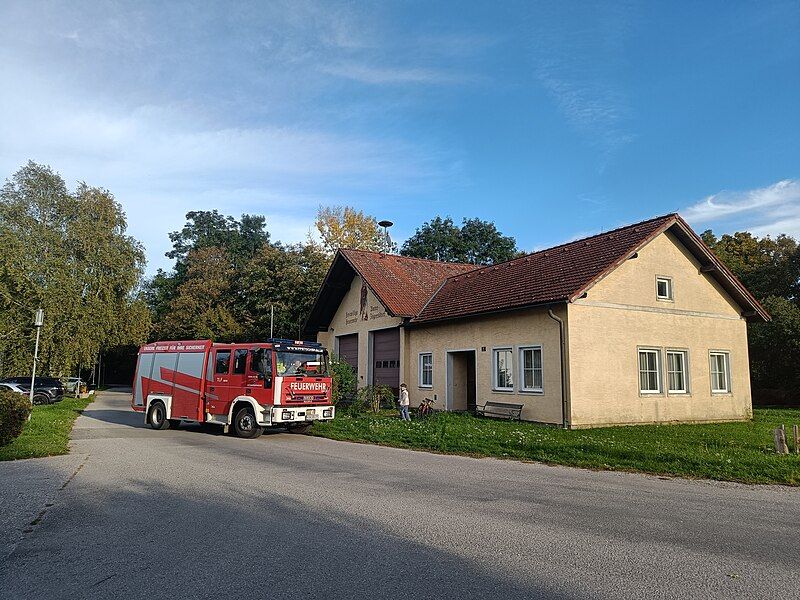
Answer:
144;209;330;341
401;216;518;264
0;162;150;376
330;355;357;405
702;229;800;396
0;388;32;447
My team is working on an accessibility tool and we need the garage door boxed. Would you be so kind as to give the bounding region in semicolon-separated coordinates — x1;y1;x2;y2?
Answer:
372;328;400;395
337;334;358;375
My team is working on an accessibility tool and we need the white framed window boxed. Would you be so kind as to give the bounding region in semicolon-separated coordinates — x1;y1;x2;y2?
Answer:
656;276;673;301
418;353;433;388
519;346;543;393
709;351;731;393
666;350;688;394
638;348;662;394
493;348;514;391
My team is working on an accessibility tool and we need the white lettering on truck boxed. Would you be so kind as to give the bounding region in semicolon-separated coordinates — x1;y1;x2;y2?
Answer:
289;382;328;392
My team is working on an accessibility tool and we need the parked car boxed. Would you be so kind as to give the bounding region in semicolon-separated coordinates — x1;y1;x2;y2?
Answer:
0;381;51;405
0;377;64;404
62;377;83;394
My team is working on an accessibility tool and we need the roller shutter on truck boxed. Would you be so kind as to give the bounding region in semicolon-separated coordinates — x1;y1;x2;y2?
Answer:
372;328;400;396
337;334;358;374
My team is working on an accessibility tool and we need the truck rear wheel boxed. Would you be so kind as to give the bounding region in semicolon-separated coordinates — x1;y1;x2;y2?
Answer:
287;423;312;434
233;406;263;439
148;401;171;430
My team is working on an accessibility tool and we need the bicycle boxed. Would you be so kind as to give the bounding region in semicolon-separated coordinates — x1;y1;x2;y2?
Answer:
417;397;435;418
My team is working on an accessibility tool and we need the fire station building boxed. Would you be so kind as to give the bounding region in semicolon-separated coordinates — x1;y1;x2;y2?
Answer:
304;213;768;428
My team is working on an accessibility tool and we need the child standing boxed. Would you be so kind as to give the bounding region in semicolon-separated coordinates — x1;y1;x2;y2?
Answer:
399;383;411;421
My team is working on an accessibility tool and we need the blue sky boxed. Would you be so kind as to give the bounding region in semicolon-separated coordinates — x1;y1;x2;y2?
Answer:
1;1;798;273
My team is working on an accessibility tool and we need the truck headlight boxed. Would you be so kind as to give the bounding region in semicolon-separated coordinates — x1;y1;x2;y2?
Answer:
323;409;333;418
281;410;293;421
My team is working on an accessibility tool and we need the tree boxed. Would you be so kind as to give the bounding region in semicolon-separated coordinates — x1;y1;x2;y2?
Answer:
155;247;243;341
167;210;270;269
703;229;800;394
314;206;385;255
238;241;330;339
701;230;800;300
401;216;518;264
143;210;271;333
0;162;150;376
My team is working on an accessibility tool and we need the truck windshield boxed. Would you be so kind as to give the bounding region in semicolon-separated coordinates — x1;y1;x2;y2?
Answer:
276;351;329;376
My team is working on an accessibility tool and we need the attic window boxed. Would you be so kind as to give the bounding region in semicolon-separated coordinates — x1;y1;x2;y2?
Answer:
656;276;673;301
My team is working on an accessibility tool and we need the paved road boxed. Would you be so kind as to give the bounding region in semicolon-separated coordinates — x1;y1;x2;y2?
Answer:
1;390;799;599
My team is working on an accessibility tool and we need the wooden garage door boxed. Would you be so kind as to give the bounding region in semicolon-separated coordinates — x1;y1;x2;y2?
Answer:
372;328;400;395
337;334;358;374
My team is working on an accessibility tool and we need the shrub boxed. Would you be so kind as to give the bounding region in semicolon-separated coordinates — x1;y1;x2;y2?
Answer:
0;389;31;447
330;355;357;405
355;384;396;414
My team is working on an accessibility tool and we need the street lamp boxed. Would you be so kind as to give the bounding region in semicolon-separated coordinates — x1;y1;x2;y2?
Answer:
378;220;393;256
29;308;43;406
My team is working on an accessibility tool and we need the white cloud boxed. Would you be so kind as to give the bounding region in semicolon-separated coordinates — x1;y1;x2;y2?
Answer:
682;179;800;239
321;63;479;85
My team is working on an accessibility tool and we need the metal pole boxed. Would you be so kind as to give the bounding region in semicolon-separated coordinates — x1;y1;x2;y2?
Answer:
270;304;274;338
29;308;44;406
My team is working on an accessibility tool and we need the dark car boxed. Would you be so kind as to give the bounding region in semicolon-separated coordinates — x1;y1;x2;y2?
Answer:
0;377;64;404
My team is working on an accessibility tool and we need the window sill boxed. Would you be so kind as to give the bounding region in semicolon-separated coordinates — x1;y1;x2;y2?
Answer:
492;388;515;393
418;385;433;389
520;389;544;395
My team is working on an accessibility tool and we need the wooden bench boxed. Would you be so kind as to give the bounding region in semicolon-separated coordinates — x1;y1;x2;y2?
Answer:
475;401;523;421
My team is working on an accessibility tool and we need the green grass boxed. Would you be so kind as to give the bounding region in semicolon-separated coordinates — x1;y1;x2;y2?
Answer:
0;395;94;461
311;408;800;485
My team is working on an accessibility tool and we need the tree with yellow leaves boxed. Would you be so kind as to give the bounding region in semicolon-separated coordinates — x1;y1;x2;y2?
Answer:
314;206;386;255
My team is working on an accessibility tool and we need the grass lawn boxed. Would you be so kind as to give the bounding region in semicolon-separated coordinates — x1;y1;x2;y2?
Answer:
311;408;800;485
0;395;94;461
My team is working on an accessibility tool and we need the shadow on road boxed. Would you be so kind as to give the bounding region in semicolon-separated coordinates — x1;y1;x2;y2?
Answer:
0;472;573;600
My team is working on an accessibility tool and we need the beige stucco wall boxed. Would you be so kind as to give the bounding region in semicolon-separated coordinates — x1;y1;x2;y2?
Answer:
317;275;402;388
567;231;752;427
405;307;566;424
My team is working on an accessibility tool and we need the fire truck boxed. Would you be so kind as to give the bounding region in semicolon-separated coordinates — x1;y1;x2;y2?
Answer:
131;339;334;438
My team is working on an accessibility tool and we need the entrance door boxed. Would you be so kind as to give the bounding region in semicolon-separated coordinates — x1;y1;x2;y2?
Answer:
372;328;400;396
447;350;476;412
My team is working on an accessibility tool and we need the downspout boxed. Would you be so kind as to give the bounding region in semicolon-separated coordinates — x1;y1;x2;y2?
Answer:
548;308;570;429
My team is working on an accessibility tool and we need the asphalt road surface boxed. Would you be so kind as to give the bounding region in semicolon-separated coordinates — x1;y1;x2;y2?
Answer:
1;390;799;600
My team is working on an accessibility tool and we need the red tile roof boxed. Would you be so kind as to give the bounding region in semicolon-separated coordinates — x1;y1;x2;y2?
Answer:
414;214;679;323
304;213;768;336
340;249;476;317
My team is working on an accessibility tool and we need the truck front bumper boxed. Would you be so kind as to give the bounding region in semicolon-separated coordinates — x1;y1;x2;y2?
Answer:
271;405;335;424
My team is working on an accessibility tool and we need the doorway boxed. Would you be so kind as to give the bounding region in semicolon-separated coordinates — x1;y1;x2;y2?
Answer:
446;350;477;412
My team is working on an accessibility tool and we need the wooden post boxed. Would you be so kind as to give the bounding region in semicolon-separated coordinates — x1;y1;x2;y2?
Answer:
774;426;789;455
793;425;799;455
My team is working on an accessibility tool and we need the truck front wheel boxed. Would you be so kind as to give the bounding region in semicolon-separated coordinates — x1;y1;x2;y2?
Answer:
233;407;263;439
148;401;171;430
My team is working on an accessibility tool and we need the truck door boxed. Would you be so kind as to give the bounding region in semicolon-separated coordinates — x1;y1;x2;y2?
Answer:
228;347;249;400
207;347;232;417
246;347;273;406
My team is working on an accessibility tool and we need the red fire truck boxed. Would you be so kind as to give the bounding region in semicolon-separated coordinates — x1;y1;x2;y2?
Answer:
131;339;334;438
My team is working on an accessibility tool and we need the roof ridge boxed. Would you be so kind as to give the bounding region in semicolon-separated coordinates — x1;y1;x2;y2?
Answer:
441;213;678;283
339;247;478;269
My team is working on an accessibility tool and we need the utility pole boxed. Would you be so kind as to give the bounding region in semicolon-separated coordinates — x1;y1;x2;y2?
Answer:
29;308;44;405
270;304;274;339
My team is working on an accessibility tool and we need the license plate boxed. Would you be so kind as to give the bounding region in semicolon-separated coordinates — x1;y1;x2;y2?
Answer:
305;409;316;421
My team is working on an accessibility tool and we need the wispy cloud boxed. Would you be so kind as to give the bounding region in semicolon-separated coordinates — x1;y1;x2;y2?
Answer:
526;3;638;169
682;179;800;238
320;62;479;85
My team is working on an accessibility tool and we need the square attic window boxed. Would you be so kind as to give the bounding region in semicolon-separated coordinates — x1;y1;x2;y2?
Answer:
656;276;673;301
